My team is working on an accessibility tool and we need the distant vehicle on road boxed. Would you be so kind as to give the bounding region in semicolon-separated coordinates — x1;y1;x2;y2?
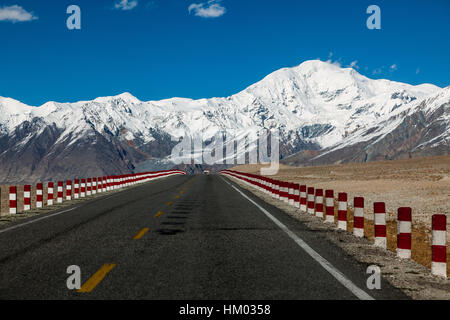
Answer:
203;170;211;175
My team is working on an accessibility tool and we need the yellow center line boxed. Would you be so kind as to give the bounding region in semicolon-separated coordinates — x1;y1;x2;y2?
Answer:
77;264;116;293
155;211;164;217
133;228;149;239
167;201;173;206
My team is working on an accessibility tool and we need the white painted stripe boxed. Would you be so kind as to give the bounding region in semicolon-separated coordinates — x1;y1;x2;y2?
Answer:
353;228;364;238
354;207;364;217
24;192;31;197
337;221;347;230
397;248;411;259
338;202;346;211
325;198;334;207
431;262;447;277
316;196;323;203
432;230;446;246
37;190;43;195
398;222;411;234
9;194;16;201
221;177;374;301
374;213;386;225
374;237;386;248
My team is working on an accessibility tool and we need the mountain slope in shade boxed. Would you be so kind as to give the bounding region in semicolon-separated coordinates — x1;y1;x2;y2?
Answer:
0;60;448;183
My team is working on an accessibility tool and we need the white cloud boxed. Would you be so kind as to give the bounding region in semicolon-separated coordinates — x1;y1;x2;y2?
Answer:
188;0;226;18
0;5;37;23
416;68;420;75
348;60;359;70
114;0;138;10
372;67;383;75
389;64;398;71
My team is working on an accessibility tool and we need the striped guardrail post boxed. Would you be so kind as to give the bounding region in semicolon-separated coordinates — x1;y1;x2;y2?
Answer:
57;181;63;204
397;207;412;259
353;197;364;237
374;202;387;249
9;186;17;215
92;177;97;195
432;214;447;277
102;176;107;192
337;192;347;230
288;183;295;206
87;178;92;196
81;179;86;198
300;185;307;212
66;180;72;201
36;183;43;208
24;185;31;211
97;177;103;193
325;190;334;223
315;189;324;218
307;187;315;215
47;182;54;206
74;179;80;199
294;184;300;208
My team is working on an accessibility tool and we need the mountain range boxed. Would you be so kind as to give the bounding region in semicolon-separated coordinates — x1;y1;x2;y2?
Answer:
0;60;449;183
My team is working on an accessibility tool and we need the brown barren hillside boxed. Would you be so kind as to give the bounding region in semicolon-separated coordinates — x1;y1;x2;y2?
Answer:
233;155;450;229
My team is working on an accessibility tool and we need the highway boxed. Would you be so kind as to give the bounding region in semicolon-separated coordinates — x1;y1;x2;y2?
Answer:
0;174;408;300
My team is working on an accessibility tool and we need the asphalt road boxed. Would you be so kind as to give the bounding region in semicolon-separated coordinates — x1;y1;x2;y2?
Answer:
0;174;408;300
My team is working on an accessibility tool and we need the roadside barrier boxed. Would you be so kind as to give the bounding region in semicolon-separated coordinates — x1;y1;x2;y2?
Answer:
315;189;324;218
337;193;347;230
325;190;334;224
47;182;54;206
24;185;31;211
374;202;387;249
397;207;412;259
220;169;448;278
432;214;447;277
353;197;364;238
36;183;43;208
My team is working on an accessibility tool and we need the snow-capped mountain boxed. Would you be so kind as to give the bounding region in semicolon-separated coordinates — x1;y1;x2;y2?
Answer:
0;60;448;183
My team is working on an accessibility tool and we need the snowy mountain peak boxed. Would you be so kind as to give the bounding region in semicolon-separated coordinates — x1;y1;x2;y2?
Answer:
0;60;448;183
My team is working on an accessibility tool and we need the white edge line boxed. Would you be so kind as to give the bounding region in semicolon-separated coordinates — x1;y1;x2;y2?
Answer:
221;175;374;301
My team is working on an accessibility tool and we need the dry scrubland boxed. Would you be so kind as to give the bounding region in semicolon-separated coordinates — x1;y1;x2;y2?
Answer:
233;155;450;276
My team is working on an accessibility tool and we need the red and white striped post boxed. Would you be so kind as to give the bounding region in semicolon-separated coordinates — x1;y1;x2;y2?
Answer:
47;182;54;206
432;214;447;277
337;192;347;230
353;197;364;237
66;180;72;201
92;177;97;195
397;207;412;259
57;181;63;204
9;186;17;215
325;190;334;223
102;177;107;192
36;183;43;208
281;182;289;203
294;184;300;209
300;185;307;212
81;179;86;198
106;176;111;192
74;179;80;199
87;178;92;196
373;202;387;249
97;177;103;194
288;183;295;206
307;187;315;215
315;189;324;218
24;185;31;211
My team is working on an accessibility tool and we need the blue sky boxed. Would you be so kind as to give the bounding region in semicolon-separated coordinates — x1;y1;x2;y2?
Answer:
0;0;449;106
